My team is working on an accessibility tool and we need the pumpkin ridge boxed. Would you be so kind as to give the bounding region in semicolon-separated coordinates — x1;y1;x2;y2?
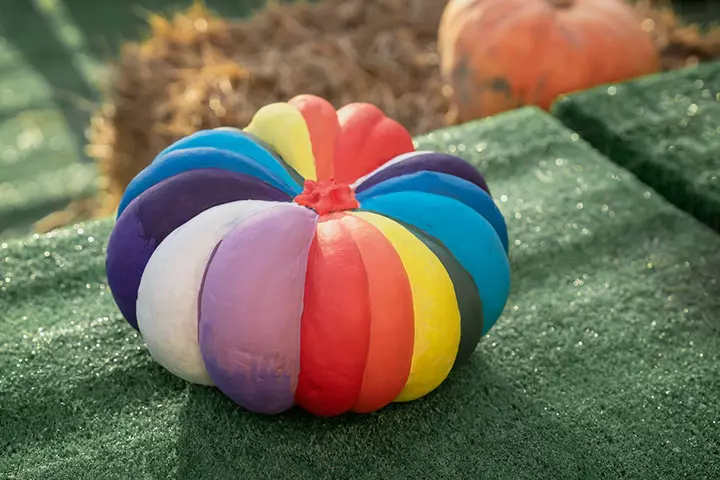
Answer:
350;151;427;189
359;191;510;334
151;128;305;193
382;216;484;369
244;102;318;181
332;103;414;184
117;147;297;217
288;94;340;182
331;103;384;183
354;170;509;253
295;215;373;416
524;10;560;107
353;151;490;196
350;211;461;402
107;170;290;331
364;117;416;177
238;130;306;187
197;203;318;414
338;214;415;414
135;200;292;387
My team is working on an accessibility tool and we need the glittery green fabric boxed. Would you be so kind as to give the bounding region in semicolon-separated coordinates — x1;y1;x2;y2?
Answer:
0;0;269;240
2;108;720;479
552;61;720;232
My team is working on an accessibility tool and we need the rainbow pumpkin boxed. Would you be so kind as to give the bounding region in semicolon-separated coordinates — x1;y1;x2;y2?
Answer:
106;94;511;416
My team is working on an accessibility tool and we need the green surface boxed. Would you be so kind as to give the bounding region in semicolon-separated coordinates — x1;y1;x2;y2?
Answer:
552;61;720;232
0;0;266;240
2;108;719;479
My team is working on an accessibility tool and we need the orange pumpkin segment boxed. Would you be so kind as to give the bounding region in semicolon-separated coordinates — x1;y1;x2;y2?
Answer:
288;94;340;182
339;214;415;414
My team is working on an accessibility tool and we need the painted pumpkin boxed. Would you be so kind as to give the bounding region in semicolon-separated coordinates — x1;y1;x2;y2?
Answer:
106;94;511;416
438;0;660;122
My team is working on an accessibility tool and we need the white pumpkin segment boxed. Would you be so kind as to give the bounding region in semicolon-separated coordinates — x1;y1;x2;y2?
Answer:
136;200;288;385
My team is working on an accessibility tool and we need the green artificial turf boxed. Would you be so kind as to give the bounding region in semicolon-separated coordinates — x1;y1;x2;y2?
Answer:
0;0;267;240
1;107;719;479
552;61;720;232
0;0;108;239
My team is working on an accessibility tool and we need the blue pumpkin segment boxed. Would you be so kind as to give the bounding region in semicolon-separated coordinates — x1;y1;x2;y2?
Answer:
117;147;298;217
354;152;490;196
156;129;305;191
361;191;510;334
356;170;509;253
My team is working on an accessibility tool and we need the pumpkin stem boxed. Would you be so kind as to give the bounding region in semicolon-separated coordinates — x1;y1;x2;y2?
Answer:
293;179;360;215
548;0;574;8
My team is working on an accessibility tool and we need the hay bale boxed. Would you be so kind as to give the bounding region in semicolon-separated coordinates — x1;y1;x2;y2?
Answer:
635;0;720;70
36;0;720;231
84;0;450;219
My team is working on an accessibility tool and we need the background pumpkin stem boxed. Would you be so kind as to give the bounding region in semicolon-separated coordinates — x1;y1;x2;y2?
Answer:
547;0;574;8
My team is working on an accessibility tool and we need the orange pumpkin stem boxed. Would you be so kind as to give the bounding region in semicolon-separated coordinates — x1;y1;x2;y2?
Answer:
293;179;360;215
548;0;574;8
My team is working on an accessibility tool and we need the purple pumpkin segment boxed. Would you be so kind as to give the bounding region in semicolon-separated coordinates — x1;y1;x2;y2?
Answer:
198;204;318;414
354;152;490;195
106;168;290;330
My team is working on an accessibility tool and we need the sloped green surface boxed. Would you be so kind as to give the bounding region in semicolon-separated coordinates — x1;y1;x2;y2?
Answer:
552;61;720;232
2;108;719;480
0;0;267;240
0;0;101;239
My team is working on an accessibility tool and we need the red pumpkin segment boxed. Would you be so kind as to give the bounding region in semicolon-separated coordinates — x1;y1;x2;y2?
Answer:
339;214;415;413
295;215;373;416
333;103;415;184
288;94;340;181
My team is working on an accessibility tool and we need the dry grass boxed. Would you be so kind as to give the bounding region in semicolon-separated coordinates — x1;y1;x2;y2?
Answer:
35;0;720;232
636;0;720;69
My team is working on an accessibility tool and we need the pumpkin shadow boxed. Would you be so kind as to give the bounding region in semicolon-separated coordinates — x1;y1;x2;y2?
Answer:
173;354;602;480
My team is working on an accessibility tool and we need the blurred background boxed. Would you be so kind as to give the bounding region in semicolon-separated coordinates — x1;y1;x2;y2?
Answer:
0;0;269;240
0;0;718;240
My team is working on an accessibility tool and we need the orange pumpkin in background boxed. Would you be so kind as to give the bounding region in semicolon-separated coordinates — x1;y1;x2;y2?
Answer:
438;0;660;123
